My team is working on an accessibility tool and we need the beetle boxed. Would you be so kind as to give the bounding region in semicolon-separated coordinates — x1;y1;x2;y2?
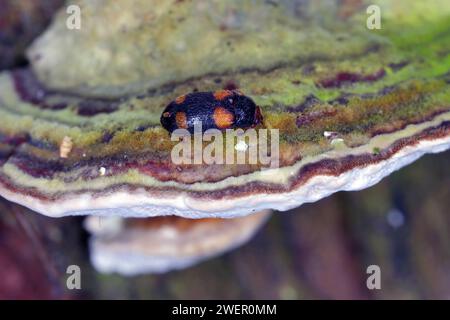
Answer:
160;89;263;133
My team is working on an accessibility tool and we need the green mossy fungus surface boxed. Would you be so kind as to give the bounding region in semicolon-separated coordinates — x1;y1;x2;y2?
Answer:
0;0;449;184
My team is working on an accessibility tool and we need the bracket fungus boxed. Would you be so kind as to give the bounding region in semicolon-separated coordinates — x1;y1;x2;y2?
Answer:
0;0;450;273
85;210;270;275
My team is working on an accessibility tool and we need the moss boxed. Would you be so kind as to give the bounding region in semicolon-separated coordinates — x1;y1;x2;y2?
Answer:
373;147;381;155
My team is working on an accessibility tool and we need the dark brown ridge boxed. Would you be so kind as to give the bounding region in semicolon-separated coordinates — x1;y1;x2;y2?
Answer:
12;69;119;116
318;68;386;88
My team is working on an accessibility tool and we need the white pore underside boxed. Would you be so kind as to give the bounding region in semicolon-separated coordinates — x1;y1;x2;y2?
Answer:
87;212;270;275
89;229;254;275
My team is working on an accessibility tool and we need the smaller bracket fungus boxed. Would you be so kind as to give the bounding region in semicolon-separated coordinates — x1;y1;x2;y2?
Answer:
85;211;271;275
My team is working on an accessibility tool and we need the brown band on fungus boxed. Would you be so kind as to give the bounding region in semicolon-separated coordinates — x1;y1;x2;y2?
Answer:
12;69;67;110
287;94;322;113
0;132;30;147
0;148;13;165
76;100;119;116
12;69;119;116
318;68;386;88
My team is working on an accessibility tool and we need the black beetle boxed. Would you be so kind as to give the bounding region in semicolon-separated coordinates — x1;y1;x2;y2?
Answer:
160;90;263;134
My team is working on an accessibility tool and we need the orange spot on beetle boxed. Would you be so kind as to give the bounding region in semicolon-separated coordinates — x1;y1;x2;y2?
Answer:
213;90;233;100
213;107;234;129
175;112;188;129
175;95;186;104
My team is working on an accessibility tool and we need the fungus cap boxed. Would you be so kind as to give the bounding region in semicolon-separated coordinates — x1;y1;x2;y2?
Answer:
85;211;271;275
0;0;449;218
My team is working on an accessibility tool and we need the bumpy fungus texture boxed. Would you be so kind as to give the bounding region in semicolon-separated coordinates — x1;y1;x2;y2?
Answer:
85;211;270;275
0;0;449;218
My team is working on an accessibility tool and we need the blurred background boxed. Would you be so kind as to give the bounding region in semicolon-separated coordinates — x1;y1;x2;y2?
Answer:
1;0;449;299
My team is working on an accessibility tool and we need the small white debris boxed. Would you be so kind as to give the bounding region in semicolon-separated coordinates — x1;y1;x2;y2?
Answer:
59;136;73;158
99;167;106;176
324;131;339;139
386;208;405;228
235;140;248;152
82;153;86;158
